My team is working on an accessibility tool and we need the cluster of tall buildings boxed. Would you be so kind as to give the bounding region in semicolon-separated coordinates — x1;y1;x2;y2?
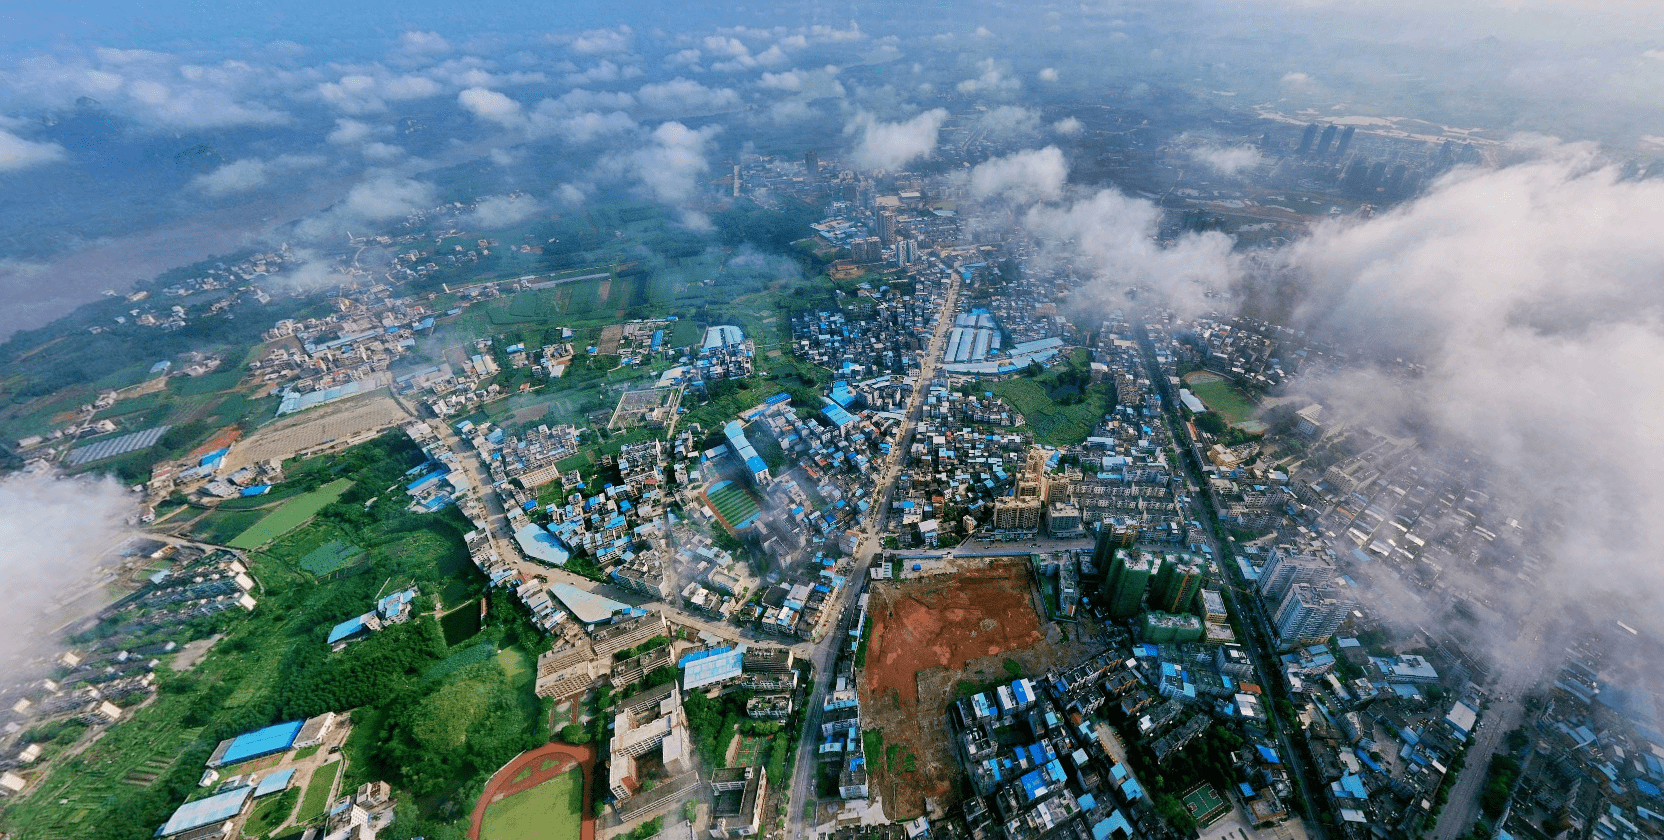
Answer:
1092;538;1210;621
1294;123;1356;159
1257;550;1357;646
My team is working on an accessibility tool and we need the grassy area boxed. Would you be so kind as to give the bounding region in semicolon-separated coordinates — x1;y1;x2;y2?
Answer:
239;788;298;838
497;648;532;688
295;539;364;577
1183;374;1257;426
480;768;583;840
295;761;341;824
990;364;1114;447
191;508;267;545
228;479;353;549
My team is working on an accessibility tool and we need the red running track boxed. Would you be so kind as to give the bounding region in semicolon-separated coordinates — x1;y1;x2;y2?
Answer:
470;741;597;840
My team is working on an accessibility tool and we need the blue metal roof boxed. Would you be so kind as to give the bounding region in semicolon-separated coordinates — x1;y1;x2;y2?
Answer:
682;646;746;690
327;614;369;645
254;768;296;797
218;720;304;766
159;787;253;836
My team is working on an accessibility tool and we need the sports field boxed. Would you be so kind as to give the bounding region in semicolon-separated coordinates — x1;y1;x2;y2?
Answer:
1183;372;1257;426
479;767;583;840
734;733;767;767
229;479;353;549
705;479;762;530
1181;783;1230;827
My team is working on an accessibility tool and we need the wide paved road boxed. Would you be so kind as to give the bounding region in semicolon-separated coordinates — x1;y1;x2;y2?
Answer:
784;270;962;840
1429;614;1543;840
1135;324;1329;840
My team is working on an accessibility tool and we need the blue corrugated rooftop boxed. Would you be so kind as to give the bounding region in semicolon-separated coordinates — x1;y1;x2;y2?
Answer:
327;614;369;645
217;720;304;766
682;646;747;690
253;768;295;797
159;787;253;836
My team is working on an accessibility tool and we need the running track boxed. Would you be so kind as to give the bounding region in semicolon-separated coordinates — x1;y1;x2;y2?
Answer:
470;742;597;840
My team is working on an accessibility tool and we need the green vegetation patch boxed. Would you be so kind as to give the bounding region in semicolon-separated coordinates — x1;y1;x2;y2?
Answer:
439;602;482;647
296;539;365;577
497;648;532;688
192;508;268;545
295;761;341;824
423;642;496;684
240;788;299;838
990;356;1115;447
229;479;353;549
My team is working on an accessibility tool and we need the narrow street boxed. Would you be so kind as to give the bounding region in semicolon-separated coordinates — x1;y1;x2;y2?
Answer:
430;417;769;648
784;268;962;839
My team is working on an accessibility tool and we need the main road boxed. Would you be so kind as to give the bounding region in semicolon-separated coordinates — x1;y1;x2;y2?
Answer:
1135;324;1330;840
1427;613;1543;840
783;269;962;840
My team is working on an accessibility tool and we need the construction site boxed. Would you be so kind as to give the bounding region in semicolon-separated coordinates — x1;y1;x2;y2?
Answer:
859;560;1096;821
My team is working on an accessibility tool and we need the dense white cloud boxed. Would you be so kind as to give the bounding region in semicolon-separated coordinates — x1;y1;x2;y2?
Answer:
759;71;801;91
0;129;65;172
469;193;542;228
1190;143;1263;174
325;117;378;145
532;107;637;143
295;172;435;240
1274;143;1664;633
342;173;435;220
398;31;452;56
0;470;136;670
458;86;524;128
976;105;1041;138
957;58;1019;94
569;25;634;55
636;77;741;115
1024;188;1236;313
702;36;751;59
564;60;642;85
0;50;289;129
602;121;719;227
845;108;948;171
317;71;442;113
359;141;405;162
190;154;322;196
664;49;703;70
970;146;1068;202
1053;117;1084;136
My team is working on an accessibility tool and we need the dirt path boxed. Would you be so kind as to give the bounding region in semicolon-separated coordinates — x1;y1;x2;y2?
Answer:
470;742;597;840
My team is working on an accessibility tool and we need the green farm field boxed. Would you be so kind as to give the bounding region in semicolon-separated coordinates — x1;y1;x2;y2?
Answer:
228;479;353;549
